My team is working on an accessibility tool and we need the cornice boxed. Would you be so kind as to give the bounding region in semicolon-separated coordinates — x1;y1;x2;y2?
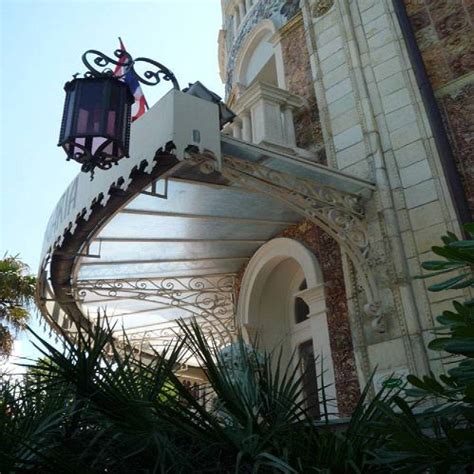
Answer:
234;80;303;112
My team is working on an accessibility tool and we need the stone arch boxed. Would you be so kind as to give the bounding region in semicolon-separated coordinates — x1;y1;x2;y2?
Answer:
233;19;286;89
238;238;322;320
237;237;337;414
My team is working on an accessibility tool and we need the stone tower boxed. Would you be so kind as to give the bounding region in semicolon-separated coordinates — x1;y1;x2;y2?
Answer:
219;0;473;414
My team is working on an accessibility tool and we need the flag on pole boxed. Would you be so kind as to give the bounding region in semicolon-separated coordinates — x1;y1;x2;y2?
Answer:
114;38;148;122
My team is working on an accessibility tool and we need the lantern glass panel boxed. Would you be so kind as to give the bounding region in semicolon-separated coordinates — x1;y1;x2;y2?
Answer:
63;88;76;140
75;80;105;136
59;76;133;167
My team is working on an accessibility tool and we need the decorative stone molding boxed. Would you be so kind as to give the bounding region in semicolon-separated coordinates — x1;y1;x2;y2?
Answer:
235;80;302;110
297;284;326;315
330;0;431;376
222;155;364;217
218;29;227;83
311;0;334;18
230;82;249;102
280;0;301;21
234;81;303;146
224;0;289;96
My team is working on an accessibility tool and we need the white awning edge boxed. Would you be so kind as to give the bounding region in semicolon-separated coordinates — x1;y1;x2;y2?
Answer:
40;90;221;262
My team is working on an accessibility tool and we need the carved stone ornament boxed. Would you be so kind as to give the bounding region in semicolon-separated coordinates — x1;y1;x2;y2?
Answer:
218;341;262;379
280;0;300;20
311;0;335;18
363;301;386;334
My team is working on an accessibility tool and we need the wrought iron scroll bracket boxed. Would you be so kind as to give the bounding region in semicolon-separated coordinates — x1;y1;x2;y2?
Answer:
81;49;180;90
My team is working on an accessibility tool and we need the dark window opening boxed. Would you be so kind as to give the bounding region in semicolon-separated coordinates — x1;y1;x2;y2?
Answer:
294;279;310;324
299;339;320;419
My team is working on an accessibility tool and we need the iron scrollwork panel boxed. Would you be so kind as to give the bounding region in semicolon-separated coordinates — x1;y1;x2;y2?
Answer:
74;275;237;347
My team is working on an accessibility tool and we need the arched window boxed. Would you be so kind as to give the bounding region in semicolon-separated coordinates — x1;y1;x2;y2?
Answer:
227;21;301;147
241;31;277;87
234;20;286;90
299;339;320;418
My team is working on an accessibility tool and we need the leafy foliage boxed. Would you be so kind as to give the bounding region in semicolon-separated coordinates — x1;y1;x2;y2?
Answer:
1;318;396;473
0;255;36;357
419;223;474;292
3;226;474;471
373;223;474;472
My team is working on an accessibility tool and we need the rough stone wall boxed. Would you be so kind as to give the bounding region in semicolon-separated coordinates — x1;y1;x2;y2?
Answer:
279;220;360;416
280;14;326;162
405;0;474;214
278;13;359;414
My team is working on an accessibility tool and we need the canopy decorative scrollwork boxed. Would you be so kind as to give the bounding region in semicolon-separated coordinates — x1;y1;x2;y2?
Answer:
189;150;378;303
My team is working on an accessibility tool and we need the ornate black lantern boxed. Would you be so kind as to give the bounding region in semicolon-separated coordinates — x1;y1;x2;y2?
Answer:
59;76;133;175
58;47;180;178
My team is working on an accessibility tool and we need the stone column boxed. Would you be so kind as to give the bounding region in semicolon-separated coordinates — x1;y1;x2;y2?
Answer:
232;119;242;139
241;111;252;142
282;105;296;147
251;98;284;145
300;284;337;415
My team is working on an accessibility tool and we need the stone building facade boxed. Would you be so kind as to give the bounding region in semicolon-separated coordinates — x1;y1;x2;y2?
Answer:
405;0;474;214
37;0;473;421
219;0;473;414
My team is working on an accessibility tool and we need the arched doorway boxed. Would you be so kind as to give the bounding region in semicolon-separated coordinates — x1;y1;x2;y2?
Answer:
238;238;337;416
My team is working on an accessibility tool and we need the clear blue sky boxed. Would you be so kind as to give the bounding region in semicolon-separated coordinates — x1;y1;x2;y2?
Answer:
0;0;224;368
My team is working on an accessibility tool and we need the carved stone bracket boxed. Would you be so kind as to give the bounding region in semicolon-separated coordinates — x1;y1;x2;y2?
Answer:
222;155;365;216
363;302;385;334
192;153;381;313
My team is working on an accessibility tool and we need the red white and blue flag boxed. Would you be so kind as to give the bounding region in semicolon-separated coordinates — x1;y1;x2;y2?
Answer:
114;38;148;122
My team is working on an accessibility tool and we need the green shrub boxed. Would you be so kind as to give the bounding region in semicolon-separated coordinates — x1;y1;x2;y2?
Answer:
373;223;474;473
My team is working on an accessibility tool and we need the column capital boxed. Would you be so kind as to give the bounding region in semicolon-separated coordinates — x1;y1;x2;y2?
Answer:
235;81;303;112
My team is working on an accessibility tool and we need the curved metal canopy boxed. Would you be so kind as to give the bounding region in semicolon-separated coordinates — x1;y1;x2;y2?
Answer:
74;176;301;349
37;90;374;357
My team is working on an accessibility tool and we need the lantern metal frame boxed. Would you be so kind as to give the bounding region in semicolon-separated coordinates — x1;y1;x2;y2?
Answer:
59;47;180;178
58;76;134;177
